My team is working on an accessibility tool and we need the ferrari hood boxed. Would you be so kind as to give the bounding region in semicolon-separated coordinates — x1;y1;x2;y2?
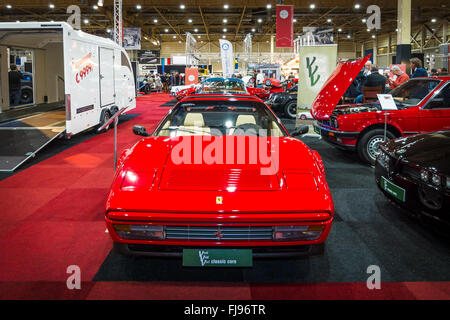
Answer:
108;136;333;213
310;55;371;120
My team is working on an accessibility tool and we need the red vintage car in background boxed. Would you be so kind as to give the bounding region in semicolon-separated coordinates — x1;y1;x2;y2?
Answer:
176;78;270;100
105;93;334;261
312;55;450;164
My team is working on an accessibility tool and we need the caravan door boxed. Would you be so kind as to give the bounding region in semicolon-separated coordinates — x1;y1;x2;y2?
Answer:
99;47;115;107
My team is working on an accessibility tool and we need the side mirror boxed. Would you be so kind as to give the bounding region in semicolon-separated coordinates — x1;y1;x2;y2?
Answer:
133;125;150;137
291;125;309;137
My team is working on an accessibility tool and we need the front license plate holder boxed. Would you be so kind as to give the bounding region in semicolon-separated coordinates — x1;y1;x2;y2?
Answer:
182;249;253;267
381;176;406;202
314;126;321;135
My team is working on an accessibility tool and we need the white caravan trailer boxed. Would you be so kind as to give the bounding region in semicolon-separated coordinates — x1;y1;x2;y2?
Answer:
0;22;136;171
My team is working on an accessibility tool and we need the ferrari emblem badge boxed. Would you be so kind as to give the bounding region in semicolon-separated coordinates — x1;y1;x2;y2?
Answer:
216;196;223;204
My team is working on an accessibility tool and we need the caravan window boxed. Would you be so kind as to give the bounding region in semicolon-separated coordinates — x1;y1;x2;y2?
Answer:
121;52;131;71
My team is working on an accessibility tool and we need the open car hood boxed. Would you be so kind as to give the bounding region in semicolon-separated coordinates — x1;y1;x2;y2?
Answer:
310;55;371;120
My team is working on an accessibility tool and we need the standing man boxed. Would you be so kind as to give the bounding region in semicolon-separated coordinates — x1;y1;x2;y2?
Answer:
388;66;409;89
410;58;428;78
363;60;372;76
8;64;22;107
256;70;264;88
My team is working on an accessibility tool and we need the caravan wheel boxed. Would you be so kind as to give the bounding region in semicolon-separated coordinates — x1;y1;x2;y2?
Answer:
98;111;111;134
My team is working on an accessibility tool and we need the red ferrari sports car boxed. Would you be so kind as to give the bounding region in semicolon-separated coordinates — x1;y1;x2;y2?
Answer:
105;93;334;264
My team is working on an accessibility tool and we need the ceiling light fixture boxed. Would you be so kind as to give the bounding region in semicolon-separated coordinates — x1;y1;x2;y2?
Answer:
431;18;437;23
223;28;227;32
267;4;272;9
310;4;315;9
188;19;192;23
224;4;229;9
49;3;55;9
6;4;12;9
97;0;103;7
153;19;158;23
93;5;98;10
136;4;142;10
327;18;332;22
338;28;342;32
251;28;256;32
165;28;169;32
258;18;262;23
180;4;185;9
223;18;228;23
362;18;367;23
354;4;360;9
83;19;89;24
194;28;198;32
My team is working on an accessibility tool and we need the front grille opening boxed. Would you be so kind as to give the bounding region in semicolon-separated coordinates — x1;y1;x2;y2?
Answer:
165;226;273;241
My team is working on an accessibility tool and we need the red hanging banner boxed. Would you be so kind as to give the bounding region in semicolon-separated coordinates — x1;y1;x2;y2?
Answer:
276;5;294;48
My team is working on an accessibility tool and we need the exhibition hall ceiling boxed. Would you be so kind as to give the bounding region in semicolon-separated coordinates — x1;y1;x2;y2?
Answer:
1;0;449;43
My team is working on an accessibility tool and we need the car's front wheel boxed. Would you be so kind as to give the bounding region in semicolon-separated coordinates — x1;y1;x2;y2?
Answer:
357;128;396;165
284;101;297;119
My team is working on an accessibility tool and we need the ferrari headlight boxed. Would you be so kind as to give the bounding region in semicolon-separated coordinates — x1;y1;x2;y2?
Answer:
431;174;441;187
420;170;429;183
114;224;165;240
273;225;325;241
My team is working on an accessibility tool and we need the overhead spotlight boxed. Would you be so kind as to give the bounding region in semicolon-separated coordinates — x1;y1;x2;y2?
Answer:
173;35;176;38
49;3;55;9
338;28;342;32
223;28;227;32
371;34;376;38
222;35;226;38
165;28;169;32
258;18;262;23
194;28;198;32
197;35;201;39
293;19;297;23
347;34;351;38
50;20;54;22
327;18;332;22
224;4;229;9
180;4;185;9
354;4;360;9
93;5;98;10
16;20;20;23
431;18;437;23
179;40;182;43
251;28;256;32
266;4;272;9
97;0;103;7
396;28;399;32
153;19;158;23
367;28;370;32
188;19;192;23
83;19;89;24
223;18;228;23
106;28;111;33
362;18;367;23
310;4;315;9
6;5;12;9
136;4;142;10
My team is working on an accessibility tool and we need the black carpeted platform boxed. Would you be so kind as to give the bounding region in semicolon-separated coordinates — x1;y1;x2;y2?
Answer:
93;132;450;283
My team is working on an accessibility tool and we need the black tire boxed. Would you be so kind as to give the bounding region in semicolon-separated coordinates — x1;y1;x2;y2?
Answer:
357;128;396;165
284;101;297;119
98;111;111;133
21;88;33;104
300;114;307;120
265;79;272;86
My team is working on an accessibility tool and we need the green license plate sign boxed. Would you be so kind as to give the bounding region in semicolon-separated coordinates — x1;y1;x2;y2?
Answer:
381;176;406;202
182;249;253;267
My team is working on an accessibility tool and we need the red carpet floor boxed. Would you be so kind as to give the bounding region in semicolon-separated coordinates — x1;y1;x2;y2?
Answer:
0;93;448;300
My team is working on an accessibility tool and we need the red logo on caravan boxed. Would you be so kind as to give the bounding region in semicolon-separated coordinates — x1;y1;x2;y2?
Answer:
75;53;94;84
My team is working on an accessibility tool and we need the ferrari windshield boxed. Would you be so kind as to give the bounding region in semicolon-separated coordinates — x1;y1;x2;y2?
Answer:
390;78;441;106
155;100;286;137
198;78;248;94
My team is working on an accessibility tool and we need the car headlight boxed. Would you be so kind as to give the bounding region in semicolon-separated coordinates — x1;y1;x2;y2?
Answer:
446;177;450;190
431;174;442;187
420;169;429;183
273;225;325;241
114;224;165;240
377;151;390;169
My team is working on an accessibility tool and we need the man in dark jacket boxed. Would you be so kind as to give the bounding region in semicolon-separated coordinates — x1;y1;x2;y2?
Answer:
410;58;428;78
9;64;22;107
355;66;387;103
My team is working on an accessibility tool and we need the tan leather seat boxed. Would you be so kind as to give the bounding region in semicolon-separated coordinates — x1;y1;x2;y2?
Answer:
235;114;256;126
177;113;211;136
